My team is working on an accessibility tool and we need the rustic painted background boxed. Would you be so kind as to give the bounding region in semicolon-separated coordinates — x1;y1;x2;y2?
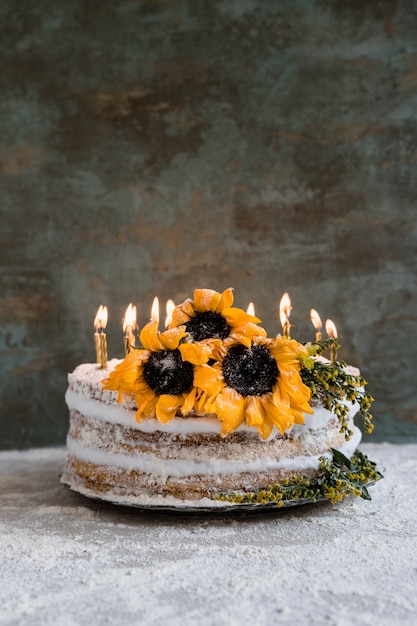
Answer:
1;0;416;449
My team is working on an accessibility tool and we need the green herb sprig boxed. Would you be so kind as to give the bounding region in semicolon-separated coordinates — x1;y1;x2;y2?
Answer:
216;449;382;506
299;341;374;439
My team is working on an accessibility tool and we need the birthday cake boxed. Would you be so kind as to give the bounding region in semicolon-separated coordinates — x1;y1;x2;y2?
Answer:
61;288;380;509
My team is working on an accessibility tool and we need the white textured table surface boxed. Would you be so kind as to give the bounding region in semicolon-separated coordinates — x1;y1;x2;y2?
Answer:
0;444;416;626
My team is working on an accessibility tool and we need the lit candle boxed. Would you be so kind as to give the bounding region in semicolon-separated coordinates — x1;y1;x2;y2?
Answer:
279;292;292;337
150;296;159;325
246;302;255;316
93;306;103;364
93;305;108;368
123;303;137;355
325;319;338;363
310;309;323;342
165;299;175;328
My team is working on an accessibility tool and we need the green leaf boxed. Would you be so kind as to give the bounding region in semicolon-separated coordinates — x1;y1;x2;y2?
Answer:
360;486;371;500
331;448;352;469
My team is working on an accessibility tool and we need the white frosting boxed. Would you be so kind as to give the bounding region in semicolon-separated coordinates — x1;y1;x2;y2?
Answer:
314;354;360;377
65;360;363;480
66;387;359;439
292;401;359;438
66;388;225;435
66;426;362;478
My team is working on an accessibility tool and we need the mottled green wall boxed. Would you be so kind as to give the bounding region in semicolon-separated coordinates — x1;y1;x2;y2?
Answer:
1;0;416;449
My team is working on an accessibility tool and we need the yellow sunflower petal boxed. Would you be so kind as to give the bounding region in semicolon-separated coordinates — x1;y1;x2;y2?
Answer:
159;326;188;350
269;384;290;412
269;337;307;364
230;326;267;348
118;369;139;392
195;391;207;414
179;342;211;365
222;307;262;326
245;396;265;427
131;376;153;396
169;299;195;328
262;394;293;434
233;333;252;348
292;409;306;425
195;390;216;415
277;370;313;414
233;322;267;338
215;287;234;313
181;386;198;415
136;396;158;422
139;321;163;352
102;350;149;396
257;416;274;440
194;364;223;395
215;388;245;436
202;338;227;361
135;391;156;416
156;394;183;424
193;288;222;313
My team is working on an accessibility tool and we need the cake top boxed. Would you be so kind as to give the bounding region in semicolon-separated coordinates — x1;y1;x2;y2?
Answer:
96;287;374;441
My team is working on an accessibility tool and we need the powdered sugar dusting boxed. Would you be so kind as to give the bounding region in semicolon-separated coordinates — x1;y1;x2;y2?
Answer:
0;445;415;625
159;352;178;371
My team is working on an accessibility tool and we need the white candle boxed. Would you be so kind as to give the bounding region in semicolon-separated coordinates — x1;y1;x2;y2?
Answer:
123;303;137;355
93;305;108;368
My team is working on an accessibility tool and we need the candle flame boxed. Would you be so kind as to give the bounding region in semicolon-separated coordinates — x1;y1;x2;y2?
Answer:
94;305;108;330
246;302;255;316
165;299;175;328
310;309;322;331
123;303;137;332
325;319;338;339
279;292;292;328
151;296;159;324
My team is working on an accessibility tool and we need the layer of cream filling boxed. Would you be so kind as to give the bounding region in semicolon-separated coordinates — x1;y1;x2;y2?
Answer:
66;426;362;478
65;387;359;439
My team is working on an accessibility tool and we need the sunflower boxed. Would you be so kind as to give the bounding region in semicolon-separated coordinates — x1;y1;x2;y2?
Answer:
193;335;313;439
102;321;211;424
169;287;266;350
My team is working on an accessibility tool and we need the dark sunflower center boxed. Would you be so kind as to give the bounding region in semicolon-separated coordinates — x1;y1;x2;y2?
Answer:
185;311;231;342
222;344;279;397
143;349;194;396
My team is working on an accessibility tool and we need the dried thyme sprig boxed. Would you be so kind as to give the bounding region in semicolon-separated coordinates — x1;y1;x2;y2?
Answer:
216;449;382;506
299;341;374;439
